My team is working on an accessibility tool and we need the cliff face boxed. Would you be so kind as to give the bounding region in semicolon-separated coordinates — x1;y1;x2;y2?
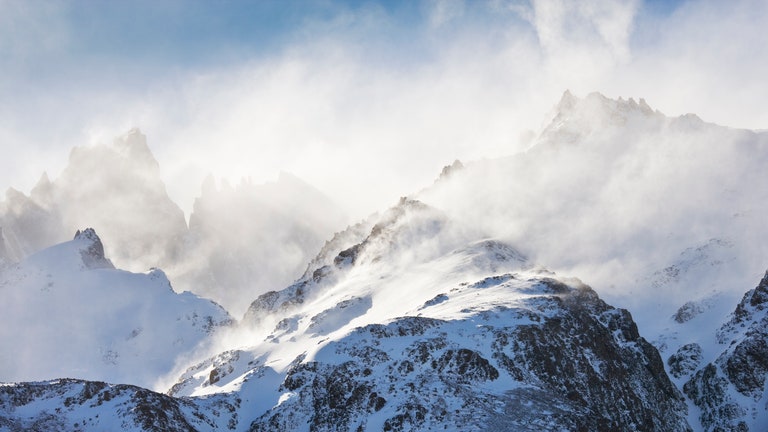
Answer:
682;272;768;431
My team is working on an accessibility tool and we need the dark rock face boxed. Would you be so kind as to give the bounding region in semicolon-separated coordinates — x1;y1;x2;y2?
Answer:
490;284;687;431
673;301;706;323
684;365;748;432
668;343;703;379
684;271;768;431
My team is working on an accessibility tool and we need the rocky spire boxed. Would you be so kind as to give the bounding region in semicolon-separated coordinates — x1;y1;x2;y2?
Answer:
74;228;114;270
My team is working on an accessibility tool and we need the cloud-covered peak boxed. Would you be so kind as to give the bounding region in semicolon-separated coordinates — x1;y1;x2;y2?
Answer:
538;90;665;148
112;128;158;169
554;90;658;123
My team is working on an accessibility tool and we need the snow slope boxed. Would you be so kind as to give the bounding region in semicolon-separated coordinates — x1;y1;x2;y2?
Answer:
0;229;231;388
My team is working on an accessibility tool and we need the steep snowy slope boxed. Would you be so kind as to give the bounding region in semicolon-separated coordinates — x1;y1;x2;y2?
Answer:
0;229;231;388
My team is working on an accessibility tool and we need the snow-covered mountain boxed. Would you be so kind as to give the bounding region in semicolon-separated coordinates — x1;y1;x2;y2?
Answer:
2;91;768;431
0;228;231;388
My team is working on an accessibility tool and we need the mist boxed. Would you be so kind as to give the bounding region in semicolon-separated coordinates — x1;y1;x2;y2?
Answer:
1;0;766;221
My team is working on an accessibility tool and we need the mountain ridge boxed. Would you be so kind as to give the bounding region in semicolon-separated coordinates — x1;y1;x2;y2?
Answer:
2;91;768;430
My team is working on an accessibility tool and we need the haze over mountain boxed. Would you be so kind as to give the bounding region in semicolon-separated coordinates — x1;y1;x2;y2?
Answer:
2;0;766;222
2;92;768;431
0;129;347;316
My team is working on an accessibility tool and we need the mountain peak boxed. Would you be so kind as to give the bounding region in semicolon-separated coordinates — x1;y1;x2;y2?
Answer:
539;91;664;146
73;228;114;270
556;91;658;118
112;128;159;169
556;89;578;111
30;171;53;204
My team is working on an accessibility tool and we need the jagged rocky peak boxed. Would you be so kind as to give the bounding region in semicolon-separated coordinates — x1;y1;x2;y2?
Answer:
728;270;768;326
555;90;656;118
540;90;664;145
320;197;445;268
746;270;768;308
29;171;54;205
557;89;578;111
66;128;161;181
73;227;114;270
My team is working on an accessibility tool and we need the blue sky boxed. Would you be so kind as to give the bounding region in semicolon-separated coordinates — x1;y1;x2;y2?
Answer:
1;0;766;217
